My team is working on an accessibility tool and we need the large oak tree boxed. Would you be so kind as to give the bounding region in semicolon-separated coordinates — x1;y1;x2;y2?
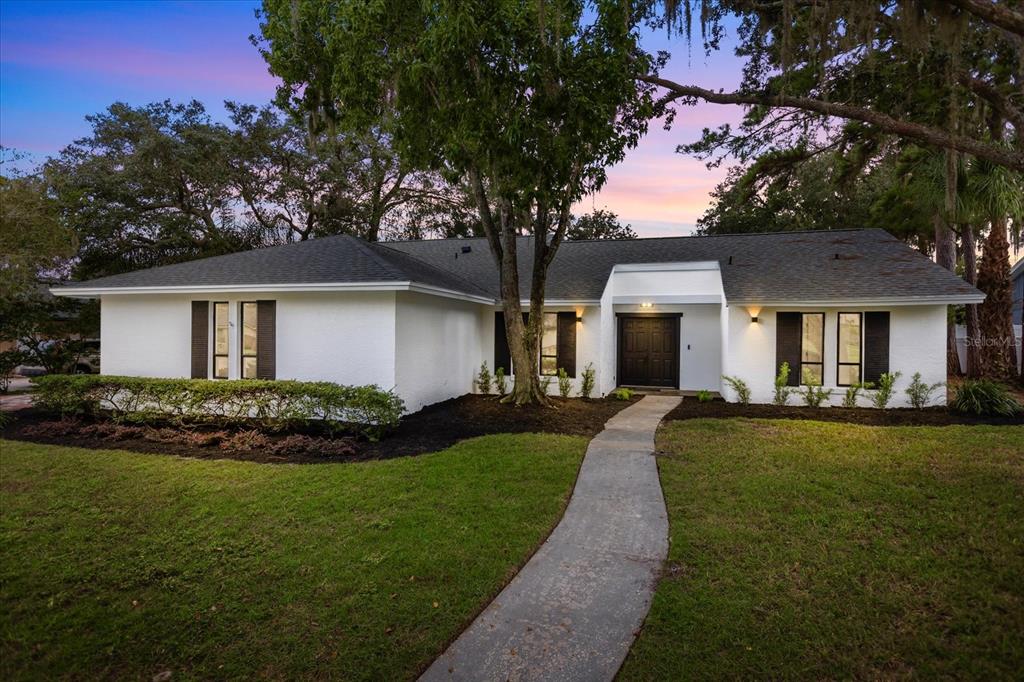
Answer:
257;0;656;405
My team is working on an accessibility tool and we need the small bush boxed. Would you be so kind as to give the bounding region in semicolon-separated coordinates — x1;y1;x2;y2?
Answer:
905;372;944;409
696;389;713;403
0;349;25;393
580;363;595;399
475;362;492;395
841;382;872;409
540;375;554;394
773;362;794;406
612;387;634;401
871;372;902;409
952;380;1022;416
722;375;751;405
800;368;831;408
494;367;508;396
31;375;404;440
557;368;572;398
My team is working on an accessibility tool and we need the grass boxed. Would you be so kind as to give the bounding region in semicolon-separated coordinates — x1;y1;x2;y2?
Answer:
621;419;1024;680
0;433;587;680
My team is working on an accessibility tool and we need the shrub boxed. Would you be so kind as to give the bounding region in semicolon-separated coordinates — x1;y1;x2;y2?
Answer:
475;362;492;394
494;367;508;396
696;389;713;403
841;382;872;409
800;368;831;408
905;372;944;409
557;368;572;398
952;380;1022;416
540;375;554;394
722;375;751;405
0;349;25;393
870;372;901;409
773;362;794;406
579;363;595;399
611;387;634;401
31;375;404;440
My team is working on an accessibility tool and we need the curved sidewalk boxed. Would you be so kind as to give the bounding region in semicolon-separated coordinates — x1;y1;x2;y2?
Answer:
420;395;681;682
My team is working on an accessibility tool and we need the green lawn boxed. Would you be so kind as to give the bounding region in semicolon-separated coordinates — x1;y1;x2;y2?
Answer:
621;419;1024;680
0;434;586;680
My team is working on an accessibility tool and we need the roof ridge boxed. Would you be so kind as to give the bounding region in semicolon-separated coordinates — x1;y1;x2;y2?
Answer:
384;227;878;246
341;234;411;280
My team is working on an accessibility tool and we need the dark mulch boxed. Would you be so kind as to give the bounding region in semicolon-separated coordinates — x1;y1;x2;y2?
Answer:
0;394;638;464
665;398;1024;427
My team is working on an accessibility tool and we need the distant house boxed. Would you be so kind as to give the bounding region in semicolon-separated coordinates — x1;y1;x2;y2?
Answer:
52;228;982;411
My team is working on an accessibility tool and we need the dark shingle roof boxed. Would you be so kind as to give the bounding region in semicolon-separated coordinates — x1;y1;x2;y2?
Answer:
385;228;980;302
58;234;492;299
59;228;981;303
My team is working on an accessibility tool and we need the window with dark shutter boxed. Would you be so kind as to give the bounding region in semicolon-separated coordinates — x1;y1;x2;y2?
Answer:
191;301;209;379
494;312;511;375
863;311;890;384
256;300;276;380
494;310;576;377
775;312;802;386
556;312;577;377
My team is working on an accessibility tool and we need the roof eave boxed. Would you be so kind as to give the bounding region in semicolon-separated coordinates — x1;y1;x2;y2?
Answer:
728;294;985;307
50;281;496;305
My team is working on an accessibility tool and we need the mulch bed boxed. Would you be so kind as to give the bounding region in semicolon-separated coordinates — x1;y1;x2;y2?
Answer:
665;398;1024;427
1;394;638;464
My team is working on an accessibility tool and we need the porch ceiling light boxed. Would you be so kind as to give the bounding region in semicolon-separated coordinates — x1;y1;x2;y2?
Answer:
746;305;761;323
640;302;653;309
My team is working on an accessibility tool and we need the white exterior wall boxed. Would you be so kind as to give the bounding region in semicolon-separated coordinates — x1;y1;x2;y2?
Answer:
275;291;397;388
394;292;487;412
100;295;193;378
723;304;949;407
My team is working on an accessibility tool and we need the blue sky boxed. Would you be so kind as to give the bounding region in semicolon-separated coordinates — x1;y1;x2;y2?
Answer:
0;0;745;236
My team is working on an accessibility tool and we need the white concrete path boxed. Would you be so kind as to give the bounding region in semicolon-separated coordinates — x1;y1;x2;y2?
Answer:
420;395;681;682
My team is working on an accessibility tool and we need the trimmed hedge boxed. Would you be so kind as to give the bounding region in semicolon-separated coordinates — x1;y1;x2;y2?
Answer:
31;375;405;440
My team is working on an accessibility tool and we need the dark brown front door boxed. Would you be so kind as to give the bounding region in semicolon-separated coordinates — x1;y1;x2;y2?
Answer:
618;316;679;388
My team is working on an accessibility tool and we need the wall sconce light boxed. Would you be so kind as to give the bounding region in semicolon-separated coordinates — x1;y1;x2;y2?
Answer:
640;302;653;309
576;316;584;323
746;305;761;323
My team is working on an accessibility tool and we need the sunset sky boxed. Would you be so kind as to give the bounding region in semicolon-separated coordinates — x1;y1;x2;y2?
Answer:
0;0;744;237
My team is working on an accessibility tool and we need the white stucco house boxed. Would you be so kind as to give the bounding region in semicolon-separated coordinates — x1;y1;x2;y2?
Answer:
51;228;983;411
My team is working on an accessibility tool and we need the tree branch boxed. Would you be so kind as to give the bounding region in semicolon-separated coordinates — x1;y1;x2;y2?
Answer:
946;0;1024;38
640;74;1024;171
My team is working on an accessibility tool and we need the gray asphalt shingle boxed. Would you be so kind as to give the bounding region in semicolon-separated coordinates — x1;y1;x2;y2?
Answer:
60;228;980;303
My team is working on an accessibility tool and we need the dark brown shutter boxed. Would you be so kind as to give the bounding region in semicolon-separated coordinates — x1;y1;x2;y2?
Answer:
256;300;276;380
494;312;511;375
863;311;890;384
556;312;577;377
776;311;802;386
191;301;209;379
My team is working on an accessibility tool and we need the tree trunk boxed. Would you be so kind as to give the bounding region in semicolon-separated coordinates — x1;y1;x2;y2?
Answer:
962;224;984;378
977;215;1017;380
934;212;960;376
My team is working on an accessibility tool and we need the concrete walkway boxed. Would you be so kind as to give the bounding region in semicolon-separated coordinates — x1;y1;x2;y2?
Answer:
420;395;681;682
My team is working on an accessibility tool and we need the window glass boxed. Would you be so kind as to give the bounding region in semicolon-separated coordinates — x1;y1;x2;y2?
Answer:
241;302;258;379
800;313;824;385
213;302;229;379
837;313;862;385
801;314;823;362
540;313;558;376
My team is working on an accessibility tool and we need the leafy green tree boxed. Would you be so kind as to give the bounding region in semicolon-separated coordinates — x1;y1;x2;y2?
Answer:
568;210;638;240
257;0;656;405
0;169;77;298
45;100;475;280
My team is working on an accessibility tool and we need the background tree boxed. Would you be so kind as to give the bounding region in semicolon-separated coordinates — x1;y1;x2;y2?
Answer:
46;100;475;280
257;0;657;405
568;210;638;240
